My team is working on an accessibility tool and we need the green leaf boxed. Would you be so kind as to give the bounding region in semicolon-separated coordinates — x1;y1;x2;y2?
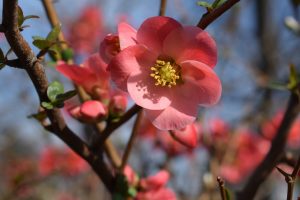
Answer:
32;36;45;41
225;188;231;200
47;24;61;41
288;64;299;90
41;102;54;110
33;39;52;49
23;15;39;21
212;0;227;8
268;82;288;91
17;6;24;26
128;187;137;197
0;48;5;62
197;1;213;10
27;111;47;121
56;90;77;102
61;48;74;61
47;81;64;102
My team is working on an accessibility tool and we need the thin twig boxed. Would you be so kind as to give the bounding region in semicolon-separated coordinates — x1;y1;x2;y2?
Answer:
91;104;141;152
217;176;227;200
119;111;143;172
159;0;167;16
197;0;240;29
237;91;300;200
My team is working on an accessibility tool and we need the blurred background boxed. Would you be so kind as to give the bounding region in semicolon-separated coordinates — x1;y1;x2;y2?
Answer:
0;0;300;199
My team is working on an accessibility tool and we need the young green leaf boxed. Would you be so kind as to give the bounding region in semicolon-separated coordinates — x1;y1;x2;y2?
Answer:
212;0;227;8
61;48;74;61
17;6;24;26
268;82;288;91
47;81;64;102
55;90;77;102
27;111;47;121
41;102;54;110
33;39;52;49
288;64;299;90
197;1;213;10
23;15;39;21
47;24;61;41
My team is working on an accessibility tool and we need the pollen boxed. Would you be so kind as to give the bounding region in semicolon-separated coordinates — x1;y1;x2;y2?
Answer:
150;59;181;88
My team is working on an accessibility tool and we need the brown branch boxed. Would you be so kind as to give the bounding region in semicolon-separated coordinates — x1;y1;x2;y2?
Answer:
197;0;240;29
2;0;114;192
5;59;22;68
91;104;141;152
159;0;167;16
237;91;300;200
217;177;227;200
119;111;142;172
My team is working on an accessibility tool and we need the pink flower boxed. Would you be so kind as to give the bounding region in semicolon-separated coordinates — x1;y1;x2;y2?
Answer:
39;146;88;176
79;100;107;122
99;22;137;64
67;6;103;54
140;170;169;190
220;130;270;184
123;167;176;200
209;118;230;140
109;93;128;116
262;112;300;148
108;16;222;130
168;123;199;148
57;54;110;100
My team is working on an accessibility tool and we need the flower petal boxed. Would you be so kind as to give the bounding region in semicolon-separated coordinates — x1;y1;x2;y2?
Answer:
56;61;96;88
145;104;196;130
108;45;157;91
127;69;171;110
137;16;182;54
140;170;170;190
163;26;217;68
83;53;109;81
118;22;137;50
172;60;222;107
170;124;198;148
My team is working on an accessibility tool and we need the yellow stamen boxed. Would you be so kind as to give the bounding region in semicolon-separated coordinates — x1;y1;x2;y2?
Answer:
150;59;181;88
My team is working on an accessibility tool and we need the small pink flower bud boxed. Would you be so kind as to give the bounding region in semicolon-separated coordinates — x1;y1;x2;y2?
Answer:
99;34;120;63
109;94;128;116
80;100;107;122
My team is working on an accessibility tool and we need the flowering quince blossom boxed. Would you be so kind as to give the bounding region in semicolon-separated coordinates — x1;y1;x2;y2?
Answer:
57;53;110;100
220;130;270;184
68;100;107;123
99;22;137;64
262;111;300;148
107;16;222;130
124;166;176;200
67;6;103;54
39;146;88;176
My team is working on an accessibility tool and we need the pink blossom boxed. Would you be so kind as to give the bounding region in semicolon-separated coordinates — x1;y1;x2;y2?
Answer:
140;170;169;190
79;100;107;122
209;118;230;141
39;146;88;176
108;16;221;130
220;130;270;184
262;112;300;148
109;93;128;116
99;22;137;64
67;6;103;54
56;54;109;100
123;167;176;200
168;123;199;148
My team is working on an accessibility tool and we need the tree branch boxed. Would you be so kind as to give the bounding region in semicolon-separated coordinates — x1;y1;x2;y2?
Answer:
197;0;240;29
2;0;114;192
119;111;142;172
237;91;300;200
159;0;167;16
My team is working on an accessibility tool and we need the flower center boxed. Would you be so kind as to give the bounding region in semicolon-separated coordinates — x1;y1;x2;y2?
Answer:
150;59;181;88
